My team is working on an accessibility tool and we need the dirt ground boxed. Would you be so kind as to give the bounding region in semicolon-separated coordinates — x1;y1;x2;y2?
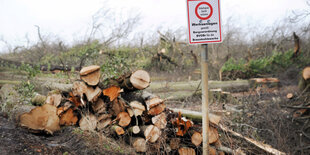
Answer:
165;82;310;154
0;112;135;155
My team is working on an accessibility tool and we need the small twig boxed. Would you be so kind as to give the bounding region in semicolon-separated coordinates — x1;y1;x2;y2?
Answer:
294;116;310;120
280;105;310;109
217;146;234;154
192;80;202;95
295;145;310;151
296;84;310;99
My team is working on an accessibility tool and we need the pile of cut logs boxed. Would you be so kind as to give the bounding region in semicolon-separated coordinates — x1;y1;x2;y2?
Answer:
19;65;226;154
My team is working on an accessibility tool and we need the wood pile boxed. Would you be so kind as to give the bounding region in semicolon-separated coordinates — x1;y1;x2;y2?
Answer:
18;65;228;154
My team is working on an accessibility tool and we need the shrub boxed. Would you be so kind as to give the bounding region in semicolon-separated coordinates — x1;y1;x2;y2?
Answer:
221;50;306;79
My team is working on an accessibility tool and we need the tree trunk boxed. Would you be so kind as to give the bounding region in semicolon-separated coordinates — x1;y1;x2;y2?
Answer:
293;32;300;58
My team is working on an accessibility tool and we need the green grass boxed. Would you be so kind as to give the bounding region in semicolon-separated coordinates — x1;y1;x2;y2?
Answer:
0;80;21;86
221;50;310;78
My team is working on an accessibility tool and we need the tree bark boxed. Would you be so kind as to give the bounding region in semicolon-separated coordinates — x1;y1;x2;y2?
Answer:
170;108;221;125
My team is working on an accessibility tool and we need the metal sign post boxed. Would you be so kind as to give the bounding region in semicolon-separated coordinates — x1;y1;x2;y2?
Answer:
201;44;209;155
186;1;222;154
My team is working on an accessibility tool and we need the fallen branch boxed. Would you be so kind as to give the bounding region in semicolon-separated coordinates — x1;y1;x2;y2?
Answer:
170;108;221;125
219;124;286;155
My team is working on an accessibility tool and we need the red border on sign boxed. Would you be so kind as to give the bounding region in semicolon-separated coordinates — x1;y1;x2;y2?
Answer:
187;0;222;44
195;2;213;20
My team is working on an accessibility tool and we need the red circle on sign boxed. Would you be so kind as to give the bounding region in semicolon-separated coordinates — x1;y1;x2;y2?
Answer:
195;2;213;20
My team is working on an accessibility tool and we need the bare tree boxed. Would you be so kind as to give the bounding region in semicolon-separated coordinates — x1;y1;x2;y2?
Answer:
290;0;310;23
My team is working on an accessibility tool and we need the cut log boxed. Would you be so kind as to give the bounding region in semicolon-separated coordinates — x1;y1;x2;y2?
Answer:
59;108;78;126
249;78;280;88
142;125;161;143
129;101;145;116
145;97;164;111
151;113;167;129
80;65;101;86
117;112;131;127
219;124;286;155
31;93;46;106
131;137;147;153
191;131;202;146
286;93;294;99
148;103;166;116
92;98;106;114
303;67;310;80
79;114;97;131
170;108;221;125
110;98;126;116
121;70;150;90
57;102;72;116
46;91;62;107
299;67;310;91
72;81;87;97
209;147;217;155
209;126;219;144
170;138;181;150
129;125;141;134
97;118;112;130
141;91;157;100
214;140;225;155
19;104;60;134
85;86;102;102
127;108;134;117
172;112;193;136
178;147;195;155
97;113;112;122
97;114;112;130
103;86;122;101
68;92;82;107
41;81;72;93
111;125;125;135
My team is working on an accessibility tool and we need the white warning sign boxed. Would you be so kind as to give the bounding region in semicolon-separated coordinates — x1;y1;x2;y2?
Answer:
186;0;222;44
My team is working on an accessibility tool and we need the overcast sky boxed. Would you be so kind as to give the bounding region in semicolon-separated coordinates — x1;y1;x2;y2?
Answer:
0;0;308;52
